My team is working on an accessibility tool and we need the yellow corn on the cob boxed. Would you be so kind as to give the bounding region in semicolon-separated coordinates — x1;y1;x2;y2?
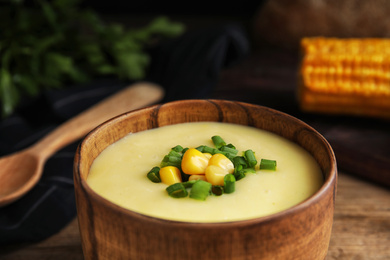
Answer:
298;37;390;119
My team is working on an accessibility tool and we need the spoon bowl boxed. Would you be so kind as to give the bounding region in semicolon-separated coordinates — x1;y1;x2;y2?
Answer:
0;82;164;207
0;150;43;205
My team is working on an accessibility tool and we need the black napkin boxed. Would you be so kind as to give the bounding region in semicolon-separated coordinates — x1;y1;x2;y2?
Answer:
0;23;249;244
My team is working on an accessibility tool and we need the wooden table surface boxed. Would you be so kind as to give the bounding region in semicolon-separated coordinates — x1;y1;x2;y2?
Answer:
1;172;389;259
1;14;390;260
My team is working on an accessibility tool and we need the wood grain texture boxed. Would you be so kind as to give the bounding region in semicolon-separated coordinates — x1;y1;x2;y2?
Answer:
74;100;337;260
2;172;389;260
326;173;390;260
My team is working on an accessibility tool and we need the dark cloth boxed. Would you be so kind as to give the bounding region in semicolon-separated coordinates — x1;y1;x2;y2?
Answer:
147;23;249;102
0;80;126;244
0;24;249;244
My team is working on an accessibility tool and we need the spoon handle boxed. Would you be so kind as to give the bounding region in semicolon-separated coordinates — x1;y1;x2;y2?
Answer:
30;82;164;160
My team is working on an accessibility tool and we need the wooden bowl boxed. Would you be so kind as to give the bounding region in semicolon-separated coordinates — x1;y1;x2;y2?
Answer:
74;99;337;260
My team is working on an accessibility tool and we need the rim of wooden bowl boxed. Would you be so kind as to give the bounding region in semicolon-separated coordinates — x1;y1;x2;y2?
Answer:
74;99;337;228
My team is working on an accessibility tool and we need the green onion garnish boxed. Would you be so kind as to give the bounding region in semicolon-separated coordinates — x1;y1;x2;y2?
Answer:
233;156;248;169
160;150;182;168
166;183;188;198
220;146;238;157
233;156;250;181
201;145;220;155
147;166;161;183
148;135;276;200
225;143;236;149
169;150;182;157
182;180;197;188
233;170;246;181
224;174;236;194
244;150;257;168
211;185;224;196
196;145;205;152
171;145;184;153
189;180;212;201
212;135;226;149
260;159;277;170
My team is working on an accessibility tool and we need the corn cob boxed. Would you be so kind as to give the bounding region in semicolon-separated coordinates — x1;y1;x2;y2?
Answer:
298;37;390;119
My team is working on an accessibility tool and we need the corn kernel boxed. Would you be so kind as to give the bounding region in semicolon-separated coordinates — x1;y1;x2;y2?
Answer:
188;174;207;181
208;154;234;174
160;166;182;185
181;148;209;175
203;153;212;160
205;165;228;186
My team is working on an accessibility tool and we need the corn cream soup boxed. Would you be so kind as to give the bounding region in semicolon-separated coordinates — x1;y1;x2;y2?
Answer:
87;122;323;222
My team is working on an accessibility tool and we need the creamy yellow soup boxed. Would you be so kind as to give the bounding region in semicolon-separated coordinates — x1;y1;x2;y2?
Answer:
87;122;323;222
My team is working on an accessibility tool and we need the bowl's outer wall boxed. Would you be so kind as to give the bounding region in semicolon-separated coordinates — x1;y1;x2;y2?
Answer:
74;100;337;260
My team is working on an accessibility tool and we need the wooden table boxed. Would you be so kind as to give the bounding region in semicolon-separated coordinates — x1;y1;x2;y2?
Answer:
1;172;389;259
1;15;390;259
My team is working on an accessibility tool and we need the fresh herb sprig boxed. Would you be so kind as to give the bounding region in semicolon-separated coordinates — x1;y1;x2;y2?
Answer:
0;0;185;117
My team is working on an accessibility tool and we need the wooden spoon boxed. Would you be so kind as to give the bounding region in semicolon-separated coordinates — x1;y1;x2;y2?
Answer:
0;82;164;207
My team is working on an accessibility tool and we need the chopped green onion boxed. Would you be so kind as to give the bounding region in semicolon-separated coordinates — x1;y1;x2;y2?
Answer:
220;146;238;157
196;145;205;152
233;156;248;169
242;168;256;174
260;159;277;170
167;155;182;164
235;168;255;181
212;135;226;149
211;185;224;196
189;180;212;200
171;145;184;153
224;174;236;194
235;164;243;172
160;150;182;168
168;150;183;158
160;157;181;168
201;145;219;155
225;143;236;149
244;150;257;168
166;183;188;198
147;166;161;183
149;135;266;200
182;180;197;188
233;170;246;181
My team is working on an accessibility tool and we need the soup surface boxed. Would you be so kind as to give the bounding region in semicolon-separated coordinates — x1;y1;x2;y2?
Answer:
87;122;323;222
